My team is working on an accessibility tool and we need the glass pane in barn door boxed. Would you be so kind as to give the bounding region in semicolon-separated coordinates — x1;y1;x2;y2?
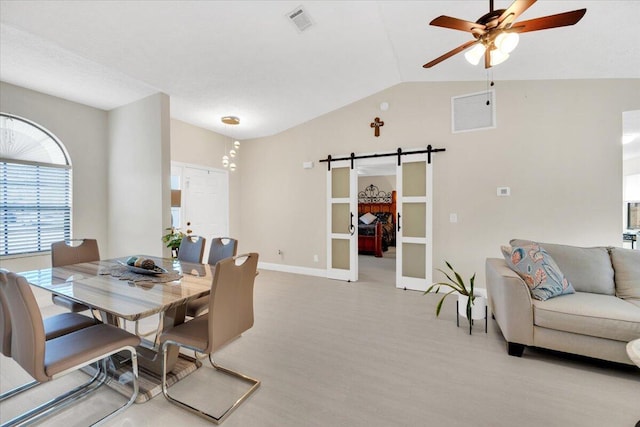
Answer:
327;162;358;281
396;155;432;290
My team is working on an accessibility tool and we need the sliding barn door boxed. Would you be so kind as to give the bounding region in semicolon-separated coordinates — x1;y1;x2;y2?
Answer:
396;154;432;290
326;161;358;281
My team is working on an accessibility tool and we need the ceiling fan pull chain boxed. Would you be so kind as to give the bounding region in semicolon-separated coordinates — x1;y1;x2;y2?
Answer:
485;71;494;106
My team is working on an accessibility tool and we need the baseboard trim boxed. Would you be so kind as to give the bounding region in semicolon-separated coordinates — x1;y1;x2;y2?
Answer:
258;262;327;278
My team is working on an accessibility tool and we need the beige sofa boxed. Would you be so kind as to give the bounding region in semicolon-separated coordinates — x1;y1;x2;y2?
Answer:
486;240;640;365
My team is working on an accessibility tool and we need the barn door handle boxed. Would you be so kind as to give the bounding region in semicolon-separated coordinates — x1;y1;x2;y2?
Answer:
349;212;355;236
397;212;401;231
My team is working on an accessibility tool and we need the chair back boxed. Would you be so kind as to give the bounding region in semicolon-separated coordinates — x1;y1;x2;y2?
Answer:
177;235;206;264
207;237;238;266
51;239;100;267
0;269;12;357
207;253;259;353
0;271;48;382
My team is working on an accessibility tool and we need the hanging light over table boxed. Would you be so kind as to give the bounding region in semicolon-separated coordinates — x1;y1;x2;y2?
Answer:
220;116;241;171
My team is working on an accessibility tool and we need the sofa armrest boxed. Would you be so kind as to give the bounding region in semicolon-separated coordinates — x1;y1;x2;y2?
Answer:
485;258;534;346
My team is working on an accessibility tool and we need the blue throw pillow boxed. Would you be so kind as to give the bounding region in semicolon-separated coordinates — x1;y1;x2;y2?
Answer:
501;243;575;301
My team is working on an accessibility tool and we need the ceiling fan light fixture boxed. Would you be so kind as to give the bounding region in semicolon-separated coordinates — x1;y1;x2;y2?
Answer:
489;48;510;66
465;43;485;65
495;32;519;54
423;2;586;69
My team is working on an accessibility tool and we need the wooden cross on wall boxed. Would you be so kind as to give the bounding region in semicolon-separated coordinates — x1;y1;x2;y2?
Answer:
370;117;384;137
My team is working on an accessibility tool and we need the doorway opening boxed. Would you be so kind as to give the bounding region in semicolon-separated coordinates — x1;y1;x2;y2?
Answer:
326;149;434;290
357;161;396;285
622;110;640;250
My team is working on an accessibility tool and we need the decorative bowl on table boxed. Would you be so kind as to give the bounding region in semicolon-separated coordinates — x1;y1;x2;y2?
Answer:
119;257;167;275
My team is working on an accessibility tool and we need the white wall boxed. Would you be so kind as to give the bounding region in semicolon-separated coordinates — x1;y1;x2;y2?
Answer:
3;79;639;287
107;93;171;258
238;79;640;286
358;176;395;194
0;84;172;268
0;82;109;271
623;157;640;178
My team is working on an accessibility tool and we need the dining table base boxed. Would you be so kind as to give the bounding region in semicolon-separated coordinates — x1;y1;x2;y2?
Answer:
82;352;201;403
89;305;201;403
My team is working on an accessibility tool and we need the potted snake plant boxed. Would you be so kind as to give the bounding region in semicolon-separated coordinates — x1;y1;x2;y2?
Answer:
424;261;485;333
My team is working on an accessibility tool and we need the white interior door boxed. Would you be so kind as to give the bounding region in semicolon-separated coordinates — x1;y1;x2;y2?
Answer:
326;160;358;281
182;165;229;261
396;154;432;290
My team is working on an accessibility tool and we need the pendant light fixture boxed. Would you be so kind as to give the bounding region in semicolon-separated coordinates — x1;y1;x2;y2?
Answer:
221;116;241;171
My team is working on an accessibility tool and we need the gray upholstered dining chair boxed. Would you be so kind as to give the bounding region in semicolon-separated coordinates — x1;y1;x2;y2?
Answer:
0;269;98;401
159;253;260;424
50;239;100;313
185;237;238;318
178;235;207;263
0;270;141;426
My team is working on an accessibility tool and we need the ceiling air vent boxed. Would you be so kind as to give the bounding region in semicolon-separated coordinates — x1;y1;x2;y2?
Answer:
287;5;313;33
451;90;496;133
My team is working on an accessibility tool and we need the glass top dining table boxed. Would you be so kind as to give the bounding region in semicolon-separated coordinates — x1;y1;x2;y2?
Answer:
20;256;213;322
19;256;214;376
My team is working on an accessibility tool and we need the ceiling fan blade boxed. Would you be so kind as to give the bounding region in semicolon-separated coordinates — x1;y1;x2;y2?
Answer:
498;0;537;28
423;40;480;68
430;15;486;35
510;9;587;33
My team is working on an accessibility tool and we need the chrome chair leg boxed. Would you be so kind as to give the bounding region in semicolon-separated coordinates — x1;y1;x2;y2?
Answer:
1;347;138;427
161;341;260;424
0;380;39;402
1;362;107;427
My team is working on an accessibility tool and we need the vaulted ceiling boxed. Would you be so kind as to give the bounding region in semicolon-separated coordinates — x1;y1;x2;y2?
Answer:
1;1;638;141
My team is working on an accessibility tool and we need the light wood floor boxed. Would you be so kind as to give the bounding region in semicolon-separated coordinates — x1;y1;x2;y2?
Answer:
2;255;639;427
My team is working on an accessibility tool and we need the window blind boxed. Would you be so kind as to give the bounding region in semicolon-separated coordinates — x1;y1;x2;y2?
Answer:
0;161;71;256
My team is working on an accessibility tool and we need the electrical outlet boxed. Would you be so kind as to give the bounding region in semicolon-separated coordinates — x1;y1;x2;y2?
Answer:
313;254;319;262
449;213;458;223
497;187;511;197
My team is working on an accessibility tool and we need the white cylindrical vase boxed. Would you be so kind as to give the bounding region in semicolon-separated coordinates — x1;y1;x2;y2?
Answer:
458;294;486;320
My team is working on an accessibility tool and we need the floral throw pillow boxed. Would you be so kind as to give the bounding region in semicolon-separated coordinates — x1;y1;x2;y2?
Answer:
501;243;575;301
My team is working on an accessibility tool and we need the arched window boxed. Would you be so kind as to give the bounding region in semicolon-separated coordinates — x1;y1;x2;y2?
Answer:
0;113;71;256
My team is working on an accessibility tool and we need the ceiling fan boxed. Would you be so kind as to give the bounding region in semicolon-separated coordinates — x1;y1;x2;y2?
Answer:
423;0;586;69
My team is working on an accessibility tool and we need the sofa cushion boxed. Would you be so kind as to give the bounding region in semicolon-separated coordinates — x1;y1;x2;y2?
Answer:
501;244;575;301
532;292;640;342
511;239;615;295
626;299;640;309
609;247;640;301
